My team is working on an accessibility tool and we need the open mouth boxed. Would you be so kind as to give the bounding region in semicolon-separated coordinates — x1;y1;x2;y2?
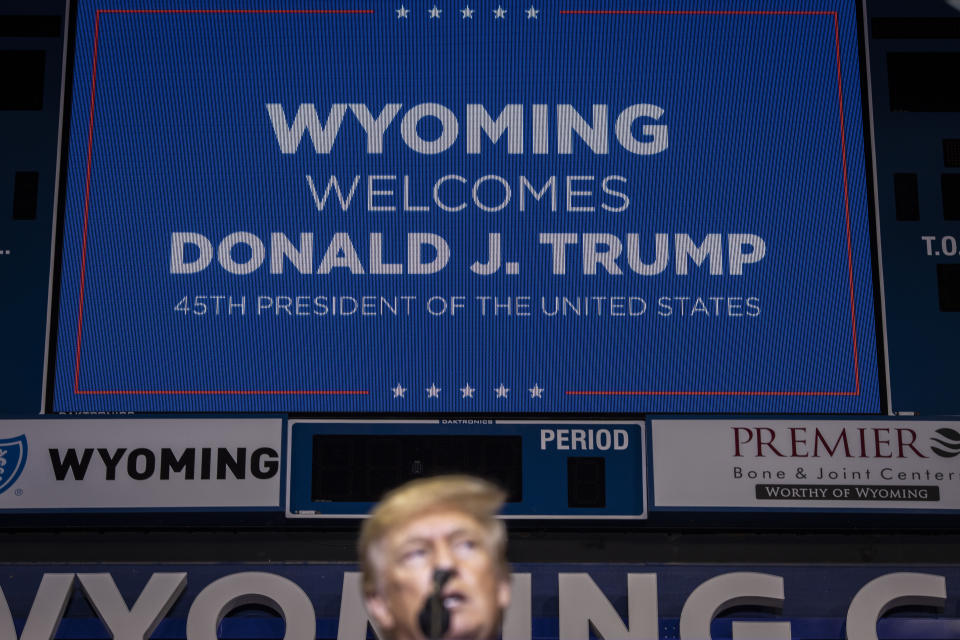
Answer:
442;593;466;609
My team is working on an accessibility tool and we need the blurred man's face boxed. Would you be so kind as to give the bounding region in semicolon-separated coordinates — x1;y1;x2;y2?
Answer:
365;509;510;640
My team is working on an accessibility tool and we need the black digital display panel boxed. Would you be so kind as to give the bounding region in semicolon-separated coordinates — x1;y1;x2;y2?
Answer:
311;435;523;503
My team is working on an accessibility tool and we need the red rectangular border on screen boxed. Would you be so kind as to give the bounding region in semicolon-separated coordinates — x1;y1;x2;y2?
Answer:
70;9;861;398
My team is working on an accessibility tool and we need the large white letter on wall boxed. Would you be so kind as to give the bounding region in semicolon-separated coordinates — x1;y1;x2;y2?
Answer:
186;572;315;640
0;574;74;640
78;573;186;640
558;573;658;640
679;572;788;640
846;573;946;640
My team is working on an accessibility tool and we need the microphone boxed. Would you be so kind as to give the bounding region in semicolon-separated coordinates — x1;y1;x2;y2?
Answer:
418;568;454;640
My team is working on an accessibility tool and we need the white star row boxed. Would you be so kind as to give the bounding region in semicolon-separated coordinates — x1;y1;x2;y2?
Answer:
391;382;545;399
396;4;540;19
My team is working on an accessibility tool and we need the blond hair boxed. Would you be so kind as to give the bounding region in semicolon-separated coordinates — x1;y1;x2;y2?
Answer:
358;475;508;595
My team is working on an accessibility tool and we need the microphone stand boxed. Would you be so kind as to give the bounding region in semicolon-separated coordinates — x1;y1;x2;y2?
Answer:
420;569;454;640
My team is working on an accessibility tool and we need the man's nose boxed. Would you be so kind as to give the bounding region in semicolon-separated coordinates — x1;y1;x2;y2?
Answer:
433;542;456;572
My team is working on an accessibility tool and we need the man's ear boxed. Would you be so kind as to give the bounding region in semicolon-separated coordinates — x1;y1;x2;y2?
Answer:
497;577;511;609
365;593;396;633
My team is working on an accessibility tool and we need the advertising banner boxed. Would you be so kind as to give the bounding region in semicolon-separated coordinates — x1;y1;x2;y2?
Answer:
51;0;880;413
651;418;960;511
0;418;282;510
0;563;957;639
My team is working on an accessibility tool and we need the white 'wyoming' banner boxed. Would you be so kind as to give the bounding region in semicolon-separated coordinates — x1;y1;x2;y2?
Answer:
0;418;282;510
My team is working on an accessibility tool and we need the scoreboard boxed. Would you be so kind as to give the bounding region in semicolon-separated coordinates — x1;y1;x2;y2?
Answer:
42;0;883;414
4;0;960;519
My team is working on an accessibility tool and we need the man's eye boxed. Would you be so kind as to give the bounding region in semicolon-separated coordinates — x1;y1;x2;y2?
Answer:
455;539;478;552
401;548;428;562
